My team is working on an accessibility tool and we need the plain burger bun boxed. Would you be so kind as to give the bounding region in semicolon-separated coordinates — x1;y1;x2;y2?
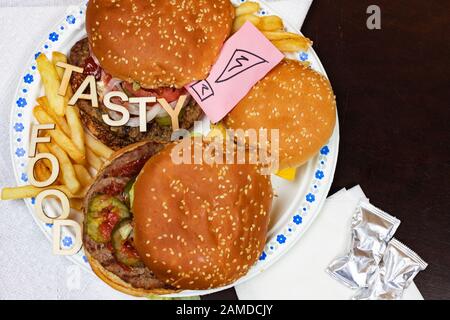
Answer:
86;0;234;89
132;138;273;290
224;59;337;170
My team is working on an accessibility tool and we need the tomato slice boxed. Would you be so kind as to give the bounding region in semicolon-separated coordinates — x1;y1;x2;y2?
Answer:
153;87;186;102
121;82;185;102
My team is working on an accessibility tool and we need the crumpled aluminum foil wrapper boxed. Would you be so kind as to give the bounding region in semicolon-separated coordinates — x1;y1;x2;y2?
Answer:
327;201;401;289
353;238;428;300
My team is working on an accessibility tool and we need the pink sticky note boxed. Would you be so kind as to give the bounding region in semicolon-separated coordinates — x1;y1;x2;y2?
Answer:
186;22;284;123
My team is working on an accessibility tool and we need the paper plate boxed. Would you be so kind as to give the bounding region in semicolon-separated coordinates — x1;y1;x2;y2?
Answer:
9;0;339;297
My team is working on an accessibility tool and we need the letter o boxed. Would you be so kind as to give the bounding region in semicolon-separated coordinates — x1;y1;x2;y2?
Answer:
35;189;70;224
27;152;59;187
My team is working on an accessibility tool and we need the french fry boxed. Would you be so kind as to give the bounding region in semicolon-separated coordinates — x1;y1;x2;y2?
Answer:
1;185;42;200
235;2;260;16
66;106;86;158
271;38;312;52
263;31;306;41
36;143;61;183
70;198;83;211
47;143;81;194
36;96;48;107
85;133;114;159
52;52;70;89
1;185;78;200
72;186;88;199
36;54;67;116
34;160;52;182
233;14;261;33
53;54;82;98
33;106;86;165
35;143;53;170
36;96;71;136
73;164;93;187
259;15;284;31
86;148;103;171
52;52;86;160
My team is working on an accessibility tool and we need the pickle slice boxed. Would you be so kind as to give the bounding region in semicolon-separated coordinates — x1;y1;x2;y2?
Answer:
111;219;143;267
156;108;186;127
87;195;130;243
122;177;136;207
156;116;171;126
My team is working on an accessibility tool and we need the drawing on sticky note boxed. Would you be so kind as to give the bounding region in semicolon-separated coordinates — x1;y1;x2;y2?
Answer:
190;79;215;102
185;21;284;123
215;49;268;84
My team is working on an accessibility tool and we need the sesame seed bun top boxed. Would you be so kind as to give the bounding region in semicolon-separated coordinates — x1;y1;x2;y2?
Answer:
224;59;337;170
132;138;273;290
86;0;234;89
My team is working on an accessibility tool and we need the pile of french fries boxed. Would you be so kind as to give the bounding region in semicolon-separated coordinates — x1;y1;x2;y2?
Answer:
1;52;114;211
233;1;312;53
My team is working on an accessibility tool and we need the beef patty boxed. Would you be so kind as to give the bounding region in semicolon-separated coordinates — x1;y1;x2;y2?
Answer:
68;38;204;151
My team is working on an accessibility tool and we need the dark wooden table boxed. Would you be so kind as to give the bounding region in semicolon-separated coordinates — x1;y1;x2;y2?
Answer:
205;0;450;300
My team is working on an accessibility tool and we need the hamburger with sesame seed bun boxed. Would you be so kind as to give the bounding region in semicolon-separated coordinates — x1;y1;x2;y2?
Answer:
224;59;337;171
83;137;273;295
68;0;234;150
86;0;234;89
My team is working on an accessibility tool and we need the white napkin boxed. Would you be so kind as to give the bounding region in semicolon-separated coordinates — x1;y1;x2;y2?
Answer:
235;186;424;300
265;0;312;30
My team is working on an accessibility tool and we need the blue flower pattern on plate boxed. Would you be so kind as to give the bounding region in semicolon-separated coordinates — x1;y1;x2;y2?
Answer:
62;236;73;248
15;148;25;157
34;52;41;59
66;15;76;24
259;251;267;261
293;215;303;225
320;146;330;155
21;173;28;182
315;170;324;180
277;234;286;244
16;98;27;108
300;52;309;61
49;32;59;42
23;74;33;84
306;193;315;203
14;123;24;132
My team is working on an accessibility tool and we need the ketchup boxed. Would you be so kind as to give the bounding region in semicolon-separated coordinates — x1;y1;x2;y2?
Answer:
122;241;140;259
99;209;121;241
